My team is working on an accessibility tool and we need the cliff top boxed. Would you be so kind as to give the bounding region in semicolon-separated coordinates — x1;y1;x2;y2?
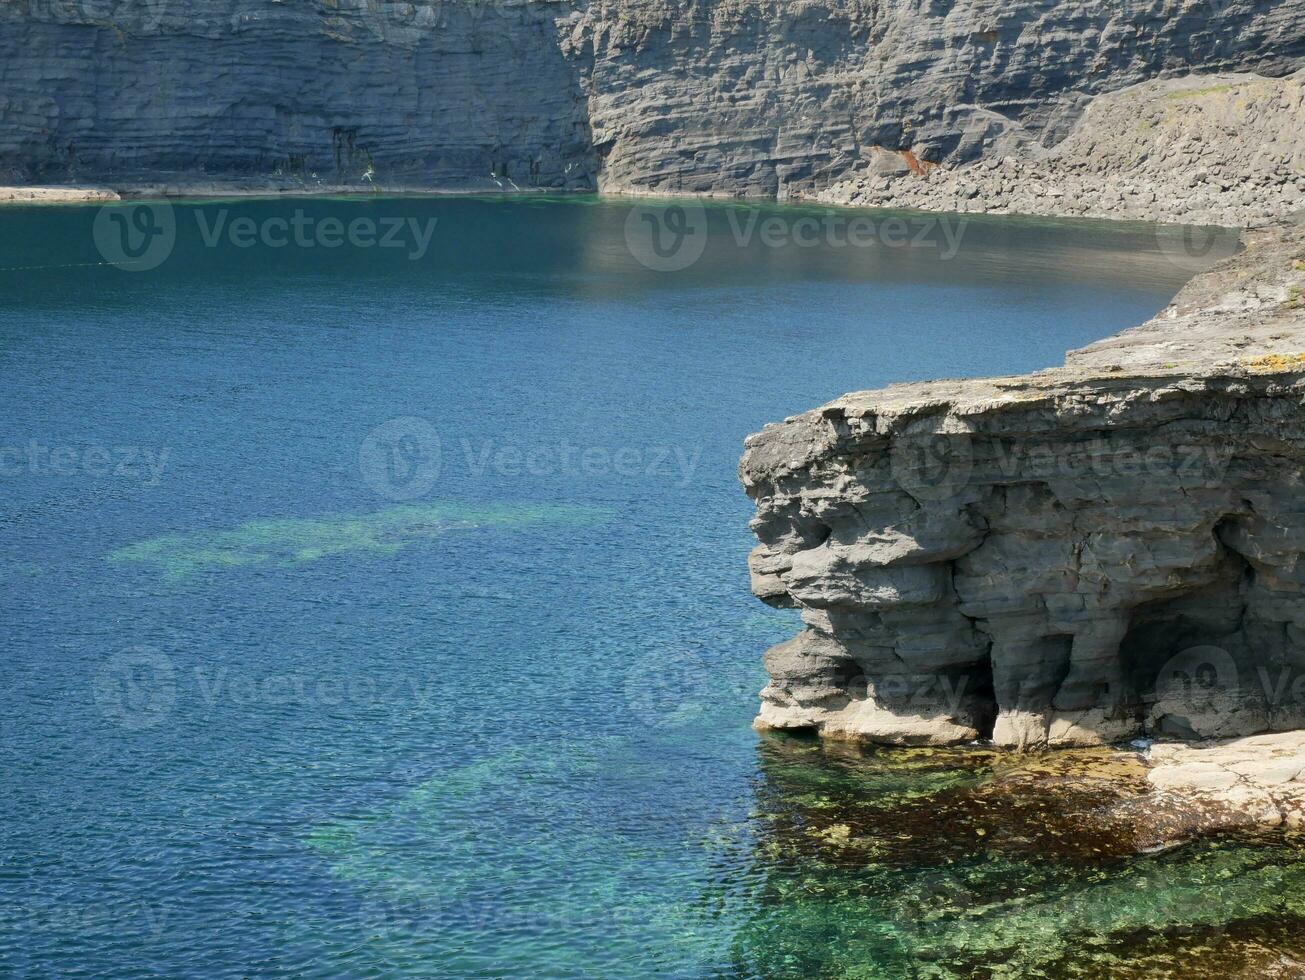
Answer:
776;212;1305;430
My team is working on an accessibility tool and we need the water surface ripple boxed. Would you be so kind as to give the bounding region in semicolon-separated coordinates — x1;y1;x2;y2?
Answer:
3;197;1296;978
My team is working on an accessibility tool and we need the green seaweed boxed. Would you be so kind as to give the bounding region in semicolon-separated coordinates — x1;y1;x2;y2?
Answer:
107;501;610;579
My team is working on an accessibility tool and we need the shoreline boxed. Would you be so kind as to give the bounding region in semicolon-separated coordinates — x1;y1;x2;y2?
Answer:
0;180;588;207
0;181;1253;242
988;730;1304;851
788;729;1305;853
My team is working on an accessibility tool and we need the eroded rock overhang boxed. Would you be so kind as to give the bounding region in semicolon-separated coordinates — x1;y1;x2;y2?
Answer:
740;214;1305;749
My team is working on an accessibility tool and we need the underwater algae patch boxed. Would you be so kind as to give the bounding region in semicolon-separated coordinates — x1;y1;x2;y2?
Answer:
301;737;743;977
732;735;1305;979
107;502;610;579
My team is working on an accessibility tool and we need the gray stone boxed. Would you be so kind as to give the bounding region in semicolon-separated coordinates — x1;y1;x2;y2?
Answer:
741;214;1305;749
817;71;1305;227
1;0;1302;197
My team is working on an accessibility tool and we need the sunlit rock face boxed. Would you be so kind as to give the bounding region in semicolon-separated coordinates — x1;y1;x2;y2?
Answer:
741;217;1305;749
1;0;1303;193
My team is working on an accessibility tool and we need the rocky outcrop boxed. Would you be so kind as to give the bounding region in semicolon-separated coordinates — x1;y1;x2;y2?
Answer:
2;0;1303;198
816;69;1305;226
1144;730;1305;834
740;214;1305;749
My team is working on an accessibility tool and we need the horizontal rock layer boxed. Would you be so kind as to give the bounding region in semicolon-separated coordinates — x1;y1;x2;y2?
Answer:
817;69;1305;226
740;214;1305;749
2;0;1303;198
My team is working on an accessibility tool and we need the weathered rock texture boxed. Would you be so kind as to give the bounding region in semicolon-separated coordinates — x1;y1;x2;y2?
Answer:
817;70;1305;226
1144;730;1305;833
0;0;598;190
741;214;1305;749
2;0;1303;200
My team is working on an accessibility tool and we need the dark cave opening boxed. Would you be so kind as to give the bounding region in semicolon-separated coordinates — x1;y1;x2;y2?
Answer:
1118;550;1250;726
970;653;998;741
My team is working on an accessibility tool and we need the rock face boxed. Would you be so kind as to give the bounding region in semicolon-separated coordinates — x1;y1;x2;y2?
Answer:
0;0;598;190
740;215;1305;749
2;0;1303;197
817;70;1305;226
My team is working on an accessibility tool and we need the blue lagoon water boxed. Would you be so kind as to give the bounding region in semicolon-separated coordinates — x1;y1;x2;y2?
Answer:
3;197;1301;977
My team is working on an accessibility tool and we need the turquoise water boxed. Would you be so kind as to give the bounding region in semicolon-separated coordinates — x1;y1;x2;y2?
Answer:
3;197;1298;977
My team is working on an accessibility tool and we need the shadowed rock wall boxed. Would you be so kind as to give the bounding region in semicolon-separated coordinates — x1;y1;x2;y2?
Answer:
1;0;1302;194
0;0;596;188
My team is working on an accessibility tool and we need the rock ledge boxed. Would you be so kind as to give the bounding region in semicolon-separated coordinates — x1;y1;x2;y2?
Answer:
741;214;1305;751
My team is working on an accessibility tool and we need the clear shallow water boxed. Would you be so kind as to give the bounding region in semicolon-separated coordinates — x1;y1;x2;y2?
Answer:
2;196;1301;977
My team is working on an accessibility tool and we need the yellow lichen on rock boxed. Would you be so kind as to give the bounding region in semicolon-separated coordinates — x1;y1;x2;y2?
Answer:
1245;352;1305;373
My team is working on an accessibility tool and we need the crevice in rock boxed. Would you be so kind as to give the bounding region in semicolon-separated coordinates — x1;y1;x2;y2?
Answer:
1118;527;1253;726
949;558;998;737
1043;634;1076;706
971;651;998;740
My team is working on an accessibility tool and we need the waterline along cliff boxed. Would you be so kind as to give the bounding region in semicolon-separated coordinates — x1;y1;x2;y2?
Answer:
741;215;1305;751
2;0;1304;220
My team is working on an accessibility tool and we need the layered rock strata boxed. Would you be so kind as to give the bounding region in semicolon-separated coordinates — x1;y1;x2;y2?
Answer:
741;214;1305;749
816;70;1305;226
2;0;1303;200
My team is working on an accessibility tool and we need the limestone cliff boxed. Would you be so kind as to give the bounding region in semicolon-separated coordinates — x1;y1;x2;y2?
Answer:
817;69;1305;226
2;0;1303;197
0;0;597;189
740;214;1305;749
